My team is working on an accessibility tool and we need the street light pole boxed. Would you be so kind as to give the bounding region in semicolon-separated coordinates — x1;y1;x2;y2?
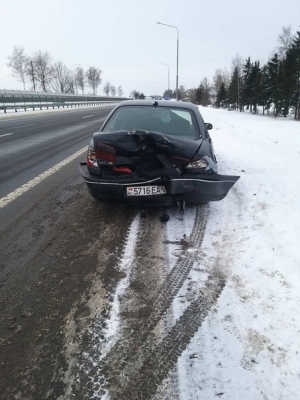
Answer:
157;22;179;100
158;63;170;94
71;63;81;94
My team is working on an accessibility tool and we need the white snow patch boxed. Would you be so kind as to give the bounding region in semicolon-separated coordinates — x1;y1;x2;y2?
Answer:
174;107;300;399
98;214;140;358
165;206;197;272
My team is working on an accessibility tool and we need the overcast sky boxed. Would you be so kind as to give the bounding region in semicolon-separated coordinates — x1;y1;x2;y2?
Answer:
1;0;299;96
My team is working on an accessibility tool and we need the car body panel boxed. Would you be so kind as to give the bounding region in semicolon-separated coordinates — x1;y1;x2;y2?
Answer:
93;130;203;167
80;163;239;205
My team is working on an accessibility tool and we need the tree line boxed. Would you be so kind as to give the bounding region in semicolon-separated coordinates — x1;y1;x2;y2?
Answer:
185;26;300;120
7;46;123;96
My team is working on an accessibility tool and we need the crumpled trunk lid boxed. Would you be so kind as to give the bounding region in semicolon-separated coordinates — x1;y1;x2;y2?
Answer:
92;130;203;166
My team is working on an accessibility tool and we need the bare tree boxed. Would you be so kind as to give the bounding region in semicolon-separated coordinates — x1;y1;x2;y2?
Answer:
30;51;53;92
277;26;293;59
117;86;123;96
213;67;230;93
179;85;186;100
231;53;243;76
103;81;111;96
130;90;140;99
50;61;73;93
86;67;102;95
110;85;116;96
7;46;28;90
201;77;212;106
24;59;36;91
185;87;197;103
213;69;223;93
130;90;146;99
75;67;86;94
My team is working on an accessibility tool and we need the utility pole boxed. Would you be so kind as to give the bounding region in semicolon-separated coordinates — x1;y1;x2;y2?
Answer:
31;61;36;92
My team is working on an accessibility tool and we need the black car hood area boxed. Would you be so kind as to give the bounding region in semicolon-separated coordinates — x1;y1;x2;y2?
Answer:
93;130;203;166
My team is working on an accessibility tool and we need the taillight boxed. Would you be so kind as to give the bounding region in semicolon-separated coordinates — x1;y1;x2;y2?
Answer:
87;150;98;167
94;142;116;164
170;155;190;166
185;156;217;173
186;158;208;169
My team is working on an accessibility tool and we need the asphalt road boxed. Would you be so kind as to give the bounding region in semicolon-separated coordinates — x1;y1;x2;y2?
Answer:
0;105;117;192
0;105;133;399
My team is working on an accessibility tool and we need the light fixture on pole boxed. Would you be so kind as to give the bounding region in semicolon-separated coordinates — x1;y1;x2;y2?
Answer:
158;63;170;94
156;22;179;100
71;63;81;94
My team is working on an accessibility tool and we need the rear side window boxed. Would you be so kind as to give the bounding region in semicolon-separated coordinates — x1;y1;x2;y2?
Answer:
102;106;199;138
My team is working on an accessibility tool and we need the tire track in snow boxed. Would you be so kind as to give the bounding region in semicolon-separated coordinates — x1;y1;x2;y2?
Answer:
120;273;226;399
103;205;209;397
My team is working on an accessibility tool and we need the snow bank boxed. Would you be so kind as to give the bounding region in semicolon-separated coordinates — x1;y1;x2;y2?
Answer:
176;107;300;399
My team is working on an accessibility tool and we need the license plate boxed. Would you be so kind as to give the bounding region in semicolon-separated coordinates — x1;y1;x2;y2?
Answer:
126;185;166;196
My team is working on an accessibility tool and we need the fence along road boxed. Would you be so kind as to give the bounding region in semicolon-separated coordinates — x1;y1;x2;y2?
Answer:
0;89;127;113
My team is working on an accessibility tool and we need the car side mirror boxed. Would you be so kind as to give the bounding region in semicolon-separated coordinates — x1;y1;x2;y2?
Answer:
205;123;213;130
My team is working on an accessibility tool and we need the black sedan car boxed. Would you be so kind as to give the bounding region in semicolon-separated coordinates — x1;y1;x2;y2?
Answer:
80;100;239;219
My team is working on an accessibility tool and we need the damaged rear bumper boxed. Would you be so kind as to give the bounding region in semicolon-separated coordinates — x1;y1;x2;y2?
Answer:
79;163;239;206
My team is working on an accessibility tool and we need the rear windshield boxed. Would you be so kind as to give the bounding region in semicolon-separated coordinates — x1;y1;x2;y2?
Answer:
102;105;199;138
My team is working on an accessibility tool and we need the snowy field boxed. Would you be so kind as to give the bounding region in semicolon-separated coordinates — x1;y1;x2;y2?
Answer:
172;106;300;399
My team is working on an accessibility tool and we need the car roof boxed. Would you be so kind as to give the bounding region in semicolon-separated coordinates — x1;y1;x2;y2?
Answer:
117;99;199;112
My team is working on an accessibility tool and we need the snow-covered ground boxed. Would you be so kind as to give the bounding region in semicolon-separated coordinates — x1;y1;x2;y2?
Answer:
174;107;300;399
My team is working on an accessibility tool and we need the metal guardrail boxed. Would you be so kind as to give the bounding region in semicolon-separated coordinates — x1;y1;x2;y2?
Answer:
0;101;117;113
0;89;128;113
